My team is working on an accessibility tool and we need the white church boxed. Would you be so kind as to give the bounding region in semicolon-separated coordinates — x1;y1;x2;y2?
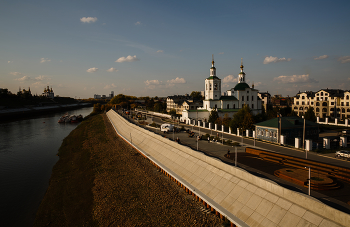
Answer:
181;57;262;122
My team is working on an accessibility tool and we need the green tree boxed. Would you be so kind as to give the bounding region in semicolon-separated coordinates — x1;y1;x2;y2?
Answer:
222;114;231;128
208;109;219;124
169;109;176;116
229;105;254;131
190;91;203;100
304;107;316;122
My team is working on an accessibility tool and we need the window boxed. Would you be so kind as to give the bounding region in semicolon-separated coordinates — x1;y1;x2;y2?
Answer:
347;102;349;106
209;84;212;90
247;91;249;93
311;102;313;105
214;83;218;90
252;104;254;109
325;97;328;101
242;96;244;101
302;96;305;99
233;104;235;109
302;101;305;105
296;101;299;105
252;96;254;101
317;97;319;101
227;104;229;109
247;96;249;101
321;92;323;96
331;102;334;105
347;95;349;100
316;107;319;112
215;104;217;109
206;84;208;90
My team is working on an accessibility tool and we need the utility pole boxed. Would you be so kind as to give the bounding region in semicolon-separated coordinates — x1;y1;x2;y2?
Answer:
303;118;306;158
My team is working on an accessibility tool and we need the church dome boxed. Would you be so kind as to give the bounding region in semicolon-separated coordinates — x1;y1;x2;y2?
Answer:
234;82;250;91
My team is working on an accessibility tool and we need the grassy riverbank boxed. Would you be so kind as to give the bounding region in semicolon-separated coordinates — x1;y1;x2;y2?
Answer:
34;113;223;226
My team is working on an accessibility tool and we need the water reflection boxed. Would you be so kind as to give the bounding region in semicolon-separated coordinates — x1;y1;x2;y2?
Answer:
0;107;93;227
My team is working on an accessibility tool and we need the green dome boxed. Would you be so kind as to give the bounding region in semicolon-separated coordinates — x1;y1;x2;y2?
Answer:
234;82;250;91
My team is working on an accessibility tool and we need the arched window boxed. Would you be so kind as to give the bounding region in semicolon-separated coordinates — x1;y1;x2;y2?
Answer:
322;102;327;106
209;84;212;90
299;107;303;110
316;102;320;106
316;107;319;112
346;95;349;100
342;108;346;113
322;108;327;112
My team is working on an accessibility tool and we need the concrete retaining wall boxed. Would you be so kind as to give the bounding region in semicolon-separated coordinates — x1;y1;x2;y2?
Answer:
107;110;349;227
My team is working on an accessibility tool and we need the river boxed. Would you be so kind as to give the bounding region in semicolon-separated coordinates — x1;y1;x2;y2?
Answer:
0;107;93;227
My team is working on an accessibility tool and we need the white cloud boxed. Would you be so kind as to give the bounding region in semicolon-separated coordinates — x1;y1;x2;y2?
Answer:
222;75;236;83
40;58;51;63
80;17;98;23
167;77;186;84
10;72;22;76
144;80;161;86
35;75;50;81
135;21;141;25
338;56;350;63
15;76;31;81
115;55;139;63
273;74;318;83
8;61;13;63
157;50;163;53
86;67;98;73
219;52;224;55
263;56;291;64
314;55;328;60
106;67;118;72
102;23;106;25
104;83;117;89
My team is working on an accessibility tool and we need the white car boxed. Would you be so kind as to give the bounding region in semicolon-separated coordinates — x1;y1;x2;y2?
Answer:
335;150;350;160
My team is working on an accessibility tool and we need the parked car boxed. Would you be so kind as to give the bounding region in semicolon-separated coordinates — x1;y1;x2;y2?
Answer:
335;150;350;160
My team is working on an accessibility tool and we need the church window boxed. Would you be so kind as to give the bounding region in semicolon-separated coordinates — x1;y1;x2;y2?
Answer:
214;83;218;90
227;104;229;109
247;96;249;101
247;91;249;93
252;96;254;101
233;104;235;109
206;84;208;90
206;105;207;109
215;104;217;109
346;95;349;100
210;84;212;90
242;96;244;101
252;104;254;109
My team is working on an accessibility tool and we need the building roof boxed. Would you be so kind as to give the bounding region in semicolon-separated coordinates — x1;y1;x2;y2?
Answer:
255;116;318;129
206;76;220;80
219;96;238;101
233;82;250;91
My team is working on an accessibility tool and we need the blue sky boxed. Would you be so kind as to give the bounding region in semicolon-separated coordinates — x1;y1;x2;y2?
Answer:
1;0;350;99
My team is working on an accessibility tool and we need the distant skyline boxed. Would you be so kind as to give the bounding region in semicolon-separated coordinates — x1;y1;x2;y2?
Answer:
1;0;350;99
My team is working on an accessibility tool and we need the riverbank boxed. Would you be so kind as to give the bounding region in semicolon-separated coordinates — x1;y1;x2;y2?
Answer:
0;103;92;122
34;113;224;226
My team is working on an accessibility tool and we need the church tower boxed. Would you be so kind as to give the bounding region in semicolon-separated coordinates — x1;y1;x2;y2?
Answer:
205;55;221;100
238;58;246;83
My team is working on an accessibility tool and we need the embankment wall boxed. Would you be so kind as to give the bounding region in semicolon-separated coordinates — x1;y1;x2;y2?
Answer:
107;110;349;227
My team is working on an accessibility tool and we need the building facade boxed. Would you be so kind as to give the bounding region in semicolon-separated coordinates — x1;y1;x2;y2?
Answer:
166;94;194;114
292;89;350;120
42;86;54;99
182;57;262;122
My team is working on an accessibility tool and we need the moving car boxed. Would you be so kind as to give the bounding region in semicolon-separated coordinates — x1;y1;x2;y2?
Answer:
335;150;350;160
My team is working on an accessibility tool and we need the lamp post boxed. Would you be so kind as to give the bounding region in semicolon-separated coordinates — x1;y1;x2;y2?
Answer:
235;146;237;167
305;166;311;196
303;118;307;159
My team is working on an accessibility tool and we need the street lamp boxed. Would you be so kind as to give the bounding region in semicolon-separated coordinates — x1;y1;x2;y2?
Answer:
305;166;311;196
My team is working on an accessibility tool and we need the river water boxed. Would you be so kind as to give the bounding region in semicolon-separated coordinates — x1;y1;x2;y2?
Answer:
0;107;93;227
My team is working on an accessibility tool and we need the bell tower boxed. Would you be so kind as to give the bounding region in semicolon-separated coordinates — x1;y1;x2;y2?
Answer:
205;55;221;100
238;58;246;83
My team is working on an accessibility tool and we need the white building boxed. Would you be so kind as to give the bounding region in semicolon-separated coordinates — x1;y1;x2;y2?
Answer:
181;57;262;122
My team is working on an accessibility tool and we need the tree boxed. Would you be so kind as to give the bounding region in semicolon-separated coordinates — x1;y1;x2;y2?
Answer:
208;109;219;124
304;107;316;122
169;109;176;116
190;91;203;100
222;114;231;128
229;105;254;132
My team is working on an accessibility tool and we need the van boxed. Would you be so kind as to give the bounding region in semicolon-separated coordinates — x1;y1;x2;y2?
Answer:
161;124;174;132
